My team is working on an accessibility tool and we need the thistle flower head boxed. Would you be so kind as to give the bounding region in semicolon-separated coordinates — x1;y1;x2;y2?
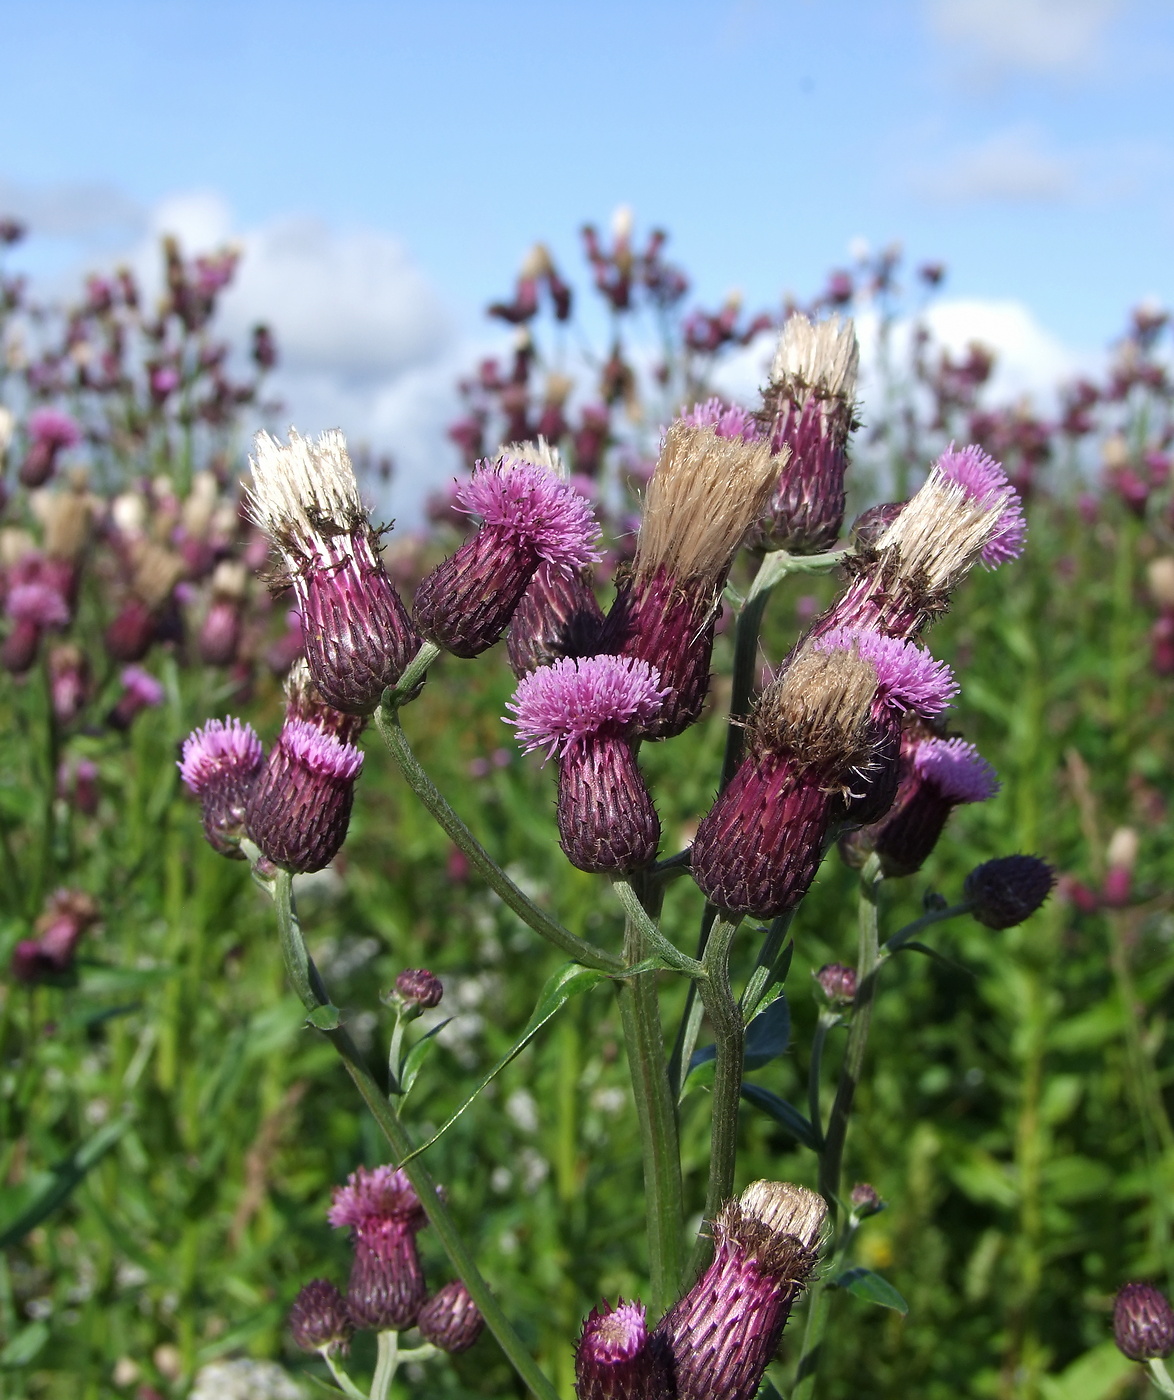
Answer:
679;397;761;442
913;736;1000;803
457;455;601;571
280;718;364;783
813;626;958;716
576;1299;672;1400
506;655;669;759
328;1164;425;1231
179;718;264;794
751;645;879;774
121;666;165;708
6;581;70;627
288;1279;353;1357
769;313;859;404
634;421;785;586
965;854;1056;929
418;1281;485;1355
580;1300;649;1365
248;428;366;551
936;444;1026;565
28;406;82;450
1114;1283;1174;1362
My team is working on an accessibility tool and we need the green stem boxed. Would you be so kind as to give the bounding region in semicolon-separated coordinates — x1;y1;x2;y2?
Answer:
689;916;744;1278
268;870;559;1400
370;1329;399;1400
322;1351;369;1400
1149;1359;1174;1399
807;1012;836;1148
883;900;972;954
374;706;621;973
615;883;685;1316
387;639;441;704
611;880;706;978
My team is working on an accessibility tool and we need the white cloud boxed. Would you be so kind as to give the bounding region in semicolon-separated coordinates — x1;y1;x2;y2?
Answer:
908;126;1079;204
925;0;1124;74
0;176;144;239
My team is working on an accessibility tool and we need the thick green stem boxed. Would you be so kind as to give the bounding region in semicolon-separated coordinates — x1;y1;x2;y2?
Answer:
611;879;705;978
269;871;559;1400
374;705;621;973
615;884;685;1316
689;916;744;1278
322;1353;368;1400
370;1330;399;1400
807;1013;836;1147
1149;1360;1174;1398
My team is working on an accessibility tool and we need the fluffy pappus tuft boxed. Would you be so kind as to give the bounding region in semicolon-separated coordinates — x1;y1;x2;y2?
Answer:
179;718;264;794
875;465;1006;593
769;313;859;404
506;655;669;759
751;645;878;774
247;428;368;551
936;444;1026;566
813;626;958;716
457;456;602;571
913;736;1000;803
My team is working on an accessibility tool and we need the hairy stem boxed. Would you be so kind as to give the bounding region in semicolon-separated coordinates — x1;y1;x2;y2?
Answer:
269;870;559;1400
374;705;621;973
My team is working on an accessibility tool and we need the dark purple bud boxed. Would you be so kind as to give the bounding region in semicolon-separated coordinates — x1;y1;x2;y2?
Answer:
816;963;856;1006
245;717;363;874
507;562;606;678
107;666;165;731
964;855;1056;929
851;501;904;548
417;1281;485;1354
105;598;157;663
394;968;444;1011
1114;1283;1174;1361
179;718;265;858
328;1166;428;1331
198;597;242;667
414;455;601;658
575;1299;673;1400
11;889;99;983
654;1181;826;1400
288;1279;353;1356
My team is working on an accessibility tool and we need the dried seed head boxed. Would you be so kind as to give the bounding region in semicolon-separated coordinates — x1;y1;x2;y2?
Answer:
1114;1283;1174;1362
769;314;859;406
288;1279;353;1357
248;427;366;548
751;645;879;777
634;421;784;588
965;855;1056;929
812;627;958;717
417;1281;485;1355
936;444;1026;566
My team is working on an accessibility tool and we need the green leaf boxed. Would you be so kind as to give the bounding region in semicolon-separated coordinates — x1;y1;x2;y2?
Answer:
400;962;607;1163
834;1267;908;1314
0;1321;49;1368
739;1083;820;1150
1037;1341;1134;1400
0;1114;130;1249
400;1019;452;1096
306;1004;342;1031
744;995;791;1069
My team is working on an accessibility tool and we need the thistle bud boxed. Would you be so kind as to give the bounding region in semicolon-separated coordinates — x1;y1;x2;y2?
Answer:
107;666;165;731
506;655;668;873
104;596;157;663
575;1299;673;1400
245;717;364;874
417;1281;485;1355
758;314;859;552
179;717;265;858
414;454;601;658
601;421;785;738
394;968;444;1011
328;1165;428;1332
507;561;606;676
654;1181;826;1400
20;407;81;488
248;429;419;713
2;581;70;674
11;888;99;983
48;645;88;723
1114;1283;1174;1362
288;1279;353;1357
964;855;1055;929
816;963;856;1006
814;445;1025;644
849;1182;882;1215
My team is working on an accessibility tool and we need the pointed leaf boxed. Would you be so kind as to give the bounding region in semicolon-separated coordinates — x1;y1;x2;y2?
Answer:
0;1322;49;1368
0;1116;131;1249
744;995;791;1069
400;1019;452;1096
833;1267;908;1314
739;1083;820;1150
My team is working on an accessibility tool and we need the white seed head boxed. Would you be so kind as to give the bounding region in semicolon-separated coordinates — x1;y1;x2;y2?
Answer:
1147;557;1174;609
635;421;786;586
1106;826;1139;872
754;644;877;770
770;314;859;404
876;467;1003;593
739;1180;828;1254
0;405;14;457
248;428;367;553
500;437;568;480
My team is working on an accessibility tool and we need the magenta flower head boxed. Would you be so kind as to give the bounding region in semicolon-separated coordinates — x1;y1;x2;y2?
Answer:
816;962;857;1006
813;449;1025;643
813;626;957;825
179;717;265;858
601;420;785;739
328;1165;428;1331
654;1181;827;1400
965;854;1056;929
11;889;98;983
248;429;419;713
2;581;71;674
507;655;668;873
575;1299;673;1400
417;1281;485;1355
288;1279;353;1357
757;313;859;552
21;407;81;487
1114;1283;1174;1362
679;397;761;443
692;637;937;918
847;730;999;877
393;967;444;1012
108;665;166;731
414;453;602;658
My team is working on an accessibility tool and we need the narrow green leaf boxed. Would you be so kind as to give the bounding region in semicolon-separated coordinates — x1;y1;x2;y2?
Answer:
400;963;607;1163
400;1019;452;1096
834;1266;908;1314
739;1083;820;1150
744;995;791;1069
0;1114;130;1248
0;1321;49;1368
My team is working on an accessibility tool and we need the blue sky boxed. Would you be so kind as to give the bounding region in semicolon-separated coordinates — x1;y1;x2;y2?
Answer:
2;0;1172;507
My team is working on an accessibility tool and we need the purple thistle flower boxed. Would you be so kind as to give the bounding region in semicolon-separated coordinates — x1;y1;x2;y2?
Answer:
415;456;602;658
813;626;958;716
575;1299;673;1400
21;408;81;488
913;736;1000;803
506;657;667;873
417;1281;485;1355
108;666;166;731
245;715;364;873
507;656;669;759
5;582;71;628
936;444;1026;566
288;1279;353;1357
1114;1283;1174;1362
329;1165;428;1332
179;717;265;859
679;397;761;443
